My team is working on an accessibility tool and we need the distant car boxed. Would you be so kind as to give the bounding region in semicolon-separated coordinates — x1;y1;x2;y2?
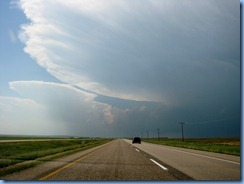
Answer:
132;137;141;144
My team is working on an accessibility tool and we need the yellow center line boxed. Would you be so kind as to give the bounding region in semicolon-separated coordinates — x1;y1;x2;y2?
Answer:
39;140;114;180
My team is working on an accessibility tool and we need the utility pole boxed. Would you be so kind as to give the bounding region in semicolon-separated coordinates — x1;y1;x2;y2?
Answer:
179;122;185;142
157;128;160;141
147;130;149;139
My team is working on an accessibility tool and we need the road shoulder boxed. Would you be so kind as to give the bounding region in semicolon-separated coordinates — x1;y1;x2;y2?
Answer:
0;141;112;180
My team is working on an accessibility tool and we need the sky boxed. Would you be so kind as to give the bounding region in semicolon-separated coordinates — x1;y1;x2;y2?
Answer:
0;0;241;138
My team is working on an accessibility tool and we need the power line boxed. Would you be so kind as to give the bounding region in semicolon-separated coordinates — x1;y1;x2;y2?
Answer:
186;116;239;125
157;128;160;141
179;122;184;142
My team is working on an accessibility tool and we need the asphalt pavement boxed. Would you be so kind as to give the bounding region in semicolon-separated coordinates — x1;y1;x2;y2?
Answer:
1;139;240;181
124;139;240;180
39;139;178;180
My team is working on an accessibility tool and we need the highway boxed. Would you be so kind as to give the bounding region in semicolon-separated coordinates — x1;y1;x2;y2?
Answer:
39;139;179;180
1;139;240;180
124;139;240;180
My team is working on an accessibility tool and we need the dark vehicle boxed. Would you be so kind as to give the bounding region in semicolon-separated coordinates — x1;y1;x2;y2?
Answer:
132;137;141;144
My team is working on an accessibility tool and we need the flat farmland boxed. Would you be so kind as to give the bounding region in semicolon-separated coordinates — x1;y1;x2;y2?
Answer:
142;137;240;156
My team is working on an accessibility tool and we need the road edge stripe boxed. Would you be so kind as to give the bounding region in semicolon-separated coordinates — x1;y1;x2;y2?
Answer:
157;146;240;165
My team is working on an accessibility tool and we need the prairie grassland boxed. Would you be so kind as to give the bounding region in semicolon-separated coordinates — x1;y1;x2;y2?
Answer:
0;138;112;176
142;137;240;156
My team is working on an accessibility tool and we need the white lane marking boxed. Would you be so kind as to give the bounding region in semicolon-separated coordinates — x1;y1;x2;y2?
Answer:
135;148;140;152
155;145;240;165
150;159;168;171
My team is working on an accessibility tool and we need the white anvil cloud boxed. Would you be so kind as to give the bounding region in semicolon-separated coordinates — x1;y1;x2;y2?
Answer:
18;0;240;103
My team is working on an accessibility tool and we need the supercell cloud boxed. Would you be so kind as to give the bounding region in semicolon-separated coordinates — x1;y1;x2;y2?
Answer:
0;0;240;137
18;0;240;103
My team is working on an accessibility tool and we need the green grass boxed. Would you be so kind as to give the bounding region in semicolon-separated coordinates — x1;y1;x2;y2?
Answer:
142;138;240;156
0;136;60;140
0;138;112;176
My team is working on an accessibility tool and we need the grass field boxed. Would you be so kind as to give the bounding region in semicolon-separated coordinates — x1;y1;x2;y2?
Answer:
0;138;112;176
142;137;240;156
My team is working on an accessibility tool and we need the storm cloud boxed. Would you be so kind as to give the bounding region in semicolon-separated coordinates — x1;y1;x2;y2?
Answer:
18;0;240;102
0;0;240;138
6;81;123;136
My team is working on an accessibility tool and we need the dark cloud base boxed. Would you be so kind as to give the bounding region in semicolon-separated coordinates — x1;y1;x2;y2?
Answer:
95;94;240;138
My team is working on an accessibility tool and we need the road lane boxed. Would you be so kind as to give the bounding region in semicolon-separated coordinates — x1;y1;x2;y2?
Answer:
124;139;240;180
2;139;239;181
41;139;178;180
